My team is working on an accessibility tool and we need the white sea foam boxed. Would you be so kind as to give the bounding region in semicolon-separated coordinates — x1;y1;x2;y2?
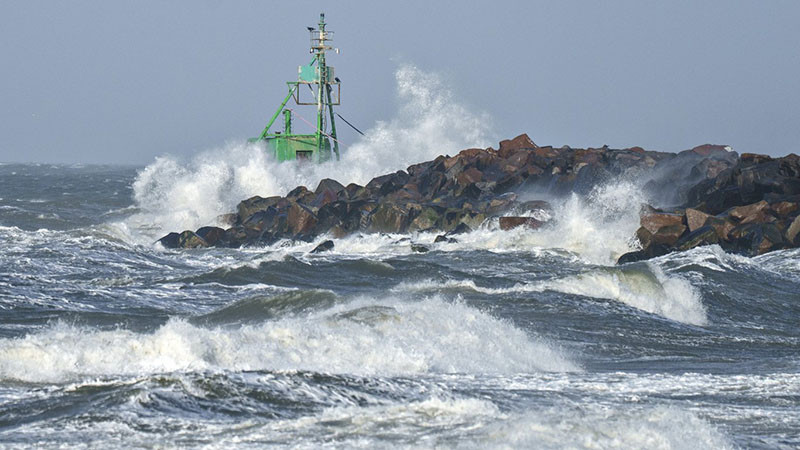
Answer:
0;297;576;383
537;263;707;325
481;405;732;449
125;65;492;242
395;261;706;326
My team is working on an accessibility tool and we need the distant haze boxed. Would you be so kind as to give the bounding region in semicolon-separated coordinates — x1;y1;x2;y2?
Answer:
1;1;799;164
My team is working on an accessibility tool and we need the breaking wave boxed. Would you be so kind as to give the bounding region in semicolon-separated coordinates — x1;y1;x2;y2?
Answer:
395;261;706;326
125;65;492;241
0;296;576;383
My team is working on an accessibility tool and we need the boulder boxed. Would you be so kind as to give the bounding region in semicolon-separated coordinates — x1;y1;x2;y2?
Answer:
685;208;711;232
728;200;772;224
617;243;672;264
409;206;443;232
310;239;334;253
195;226;225;246
158;232;180;249
676;225;719;251
728;223;785;255
499;216;543;231
498;133;538;156
772;201;799;218
786;215;800;245
287;202;318;236
640;213;685;235
649;224;687;246
237;195;281;223
411;244;430;253
368;203;412;233
177;230;208;249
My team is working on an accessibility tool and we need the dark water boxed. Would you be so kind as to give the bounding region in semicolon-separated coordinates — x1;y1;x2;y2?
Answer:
1;163;799;449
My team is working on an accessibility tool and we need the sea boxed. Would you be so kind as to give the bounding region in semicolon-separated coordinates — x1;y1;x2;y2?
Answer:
1;68;799;448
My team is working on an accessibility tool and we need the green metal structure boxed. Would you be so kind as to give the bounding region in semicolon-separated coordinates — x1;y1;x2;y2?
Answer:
249;13;341;163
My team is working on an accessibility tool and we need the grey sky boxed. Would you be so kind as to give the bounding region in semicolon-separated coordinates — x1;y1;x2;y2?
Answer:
1;1;798;164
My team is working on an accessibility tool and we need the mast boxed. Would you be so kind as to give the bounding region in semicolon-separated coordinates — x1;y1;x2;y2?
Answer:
310;13;339;160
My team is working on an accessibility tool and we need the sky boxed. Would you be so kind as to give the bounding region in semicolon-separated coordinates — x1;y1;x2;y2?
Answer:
1;0;799;164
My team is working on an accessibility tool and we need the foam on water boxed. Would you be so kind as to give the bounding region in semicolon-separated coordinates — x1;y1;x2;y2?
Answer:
536;263;707;325
395;261;706;326
0;296;576;383
125;65;491;242
482;405;732;449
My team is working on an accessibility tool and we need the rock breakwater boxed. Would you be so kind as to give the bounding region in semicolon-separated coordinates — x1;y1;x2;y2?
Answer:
158;134;800;262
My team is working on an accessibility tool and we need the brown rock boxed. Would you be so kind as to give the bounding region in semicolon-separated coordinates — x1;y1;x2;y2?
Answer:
178;230;208;249
650;224;687;246
287;202;318;235
640;212;685;235
237;195;281;223
368;203;412;233
787;215;800;245
729;200;772;224
740;153;773;165
772;201;799;218
456;167;483;186
499;216;543;231
676;225;719;251
705;216;736;241
408;206;443;232
686;208;711;232
195;226;225;246
498;134;538;155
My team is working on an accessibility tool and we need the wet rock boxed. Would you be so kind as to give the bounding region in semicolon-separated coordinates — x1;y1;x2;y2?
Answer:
434;235;457;243
287;202;318;236
310;239;334;253
728;222;785;255
640;213;685;235
409;206;443;232
447;223;472;235
158;232;180;249
499;216;543;231
785;215;800;245
195;226;225;246
676;225;719;251
237;196;281;224
410;244;429;253
772;201;799;218
649;224;687;247
617;243;671;264
685;208;712;232
368;203;412;233
178;230;208;249
728;200;773;224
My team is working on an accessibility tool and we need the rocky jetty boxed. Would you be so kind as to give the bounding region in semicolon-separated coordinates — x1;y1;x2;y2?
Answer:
619;152;800;263
158;133;800;262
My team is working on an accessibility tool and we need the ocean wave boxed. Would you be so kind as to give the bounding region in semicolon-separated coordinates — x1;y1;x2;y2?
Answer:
0;296;577;383
395;262;707;326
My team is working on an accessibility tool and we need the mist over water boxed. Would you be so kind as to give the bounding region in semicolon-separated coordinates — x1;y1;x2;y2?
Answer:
1;67;799;448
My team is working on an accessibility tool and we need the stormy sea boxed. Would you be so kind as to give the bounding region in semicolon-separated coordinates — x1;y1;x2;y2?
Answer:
1;69;799;448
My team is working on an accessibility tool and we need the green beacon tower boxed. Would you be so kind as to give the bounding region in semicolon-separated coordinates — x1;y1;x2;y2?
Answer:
250;13;341;163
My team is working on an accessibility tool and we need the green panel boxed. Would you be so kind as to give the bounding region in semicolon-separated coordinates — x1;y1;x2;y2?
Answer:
259;134;332;163
298;64;318;83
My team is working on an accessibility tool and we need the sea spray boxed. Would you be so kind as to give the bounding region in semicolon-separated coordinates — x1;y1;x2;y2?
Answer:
127;65;492;241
